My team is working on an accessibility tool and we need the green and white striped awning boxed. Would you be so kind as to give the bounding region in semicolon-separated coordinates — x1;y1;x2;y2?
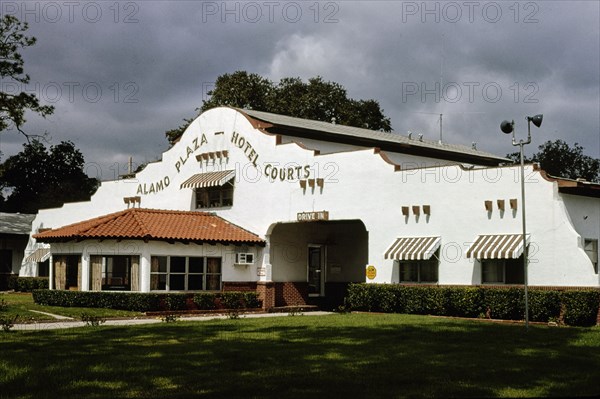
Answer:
466;234;530;259
384;236;441;260
24;248;50;263
180;170;235;189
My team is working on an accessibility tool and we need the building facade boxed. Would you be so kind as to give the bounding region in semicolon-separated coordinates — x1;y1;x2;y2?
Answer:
19;107;600;308
1;213;36;290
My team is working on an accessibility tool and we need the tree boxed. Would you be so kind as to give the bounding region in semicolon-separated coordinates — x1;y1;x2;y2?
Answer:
0;15;54;141
165;71;391;145
0;140;99;213
507;139;600;182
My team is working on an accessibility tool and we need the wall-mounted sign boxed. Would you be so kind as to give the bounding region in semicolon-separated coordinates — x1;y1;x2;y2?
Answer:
297;211;329;222
366;265;377;280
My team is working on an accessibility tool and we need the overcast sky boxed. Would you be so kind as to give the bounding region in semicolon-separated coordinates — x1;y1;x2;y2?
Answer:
1;1;598;180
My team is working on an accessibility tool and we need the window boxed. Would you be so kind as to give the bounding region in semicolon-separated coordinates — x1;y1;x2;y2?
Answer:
102;256;131;291
151;256;221;291
584;239;598;274
38;260;49;277
196;181;234;209
399;259;438;283
481;256;524;284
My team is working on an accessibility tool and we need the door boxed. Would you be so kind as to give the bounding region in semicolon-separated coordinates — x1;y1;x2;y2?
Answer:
0;250;12;291
307;245;325;297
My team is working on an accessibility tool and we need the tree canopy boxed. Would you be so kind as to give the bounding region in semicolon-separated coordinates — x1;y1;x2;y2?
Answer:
166;71;392;144
507;139;600;182
0;15;54;141
0;140;99;213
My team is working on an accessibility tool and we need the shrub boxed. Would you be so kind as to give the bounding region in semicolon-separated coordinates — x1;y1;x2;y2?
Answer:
192;292;261;310
0;315;18;332
32;290;262;312
8;276;49;292
81;313;106;327
443;287;483;318
346;283;397;312
528;290;561;323
344;284;600;327
193;293;217;310
559;291;600;327
482;288;524;320
162;294;188;311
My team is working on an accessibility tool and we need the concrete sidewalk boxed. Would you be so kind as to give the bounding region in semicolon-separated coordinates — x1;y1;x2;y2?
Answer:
12;311;334;331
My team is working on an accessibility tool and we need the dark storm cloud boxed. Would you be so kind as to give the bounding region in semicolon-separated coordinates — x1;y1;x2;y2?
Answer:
0;0;597;174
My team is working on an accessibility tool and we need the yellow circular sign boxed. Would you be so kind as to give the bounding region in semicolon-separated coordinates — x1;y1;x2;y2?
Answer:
366;265;377;280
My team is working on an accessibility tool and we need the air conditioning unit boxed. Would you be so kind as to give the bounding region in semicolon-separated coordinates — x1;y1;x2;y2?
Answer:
235;253;254;265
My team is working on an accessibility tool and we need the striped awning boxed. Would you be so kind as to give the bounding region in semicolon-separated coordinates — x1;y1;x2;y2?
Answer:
24;248;50;263
180;170;235;189
466;234;530;259
384;236;441;260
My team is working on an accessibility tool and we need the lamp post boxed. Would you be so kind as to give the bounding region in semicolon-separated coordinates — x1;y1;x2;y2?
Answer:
500;114;543;330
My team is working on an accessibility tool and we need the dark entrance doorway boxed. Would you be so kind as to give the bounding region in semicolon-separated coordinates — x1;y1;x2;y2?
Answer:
269;219;368;309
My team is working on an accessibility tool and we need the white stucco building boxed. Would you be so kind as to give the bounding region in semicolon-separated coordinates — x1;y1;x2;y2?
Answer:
19;107;600;309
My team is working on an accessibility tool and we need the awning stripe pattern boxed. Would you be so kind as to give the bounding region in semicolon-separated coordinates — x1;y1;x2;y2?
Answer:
24;248;50;263
384;236;441;260
466;234;530;259
180;170;235;189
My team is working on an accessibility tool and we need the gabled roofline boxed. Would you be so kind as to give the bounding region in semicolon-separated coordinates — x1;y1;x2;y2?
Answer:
233;107;508;166
33;208;266;246
534;164;600;198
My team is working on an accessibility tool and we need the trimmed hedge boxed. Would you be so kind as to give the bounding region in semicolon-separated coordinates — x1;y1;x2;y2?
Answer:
346;284;600;327
8;276;49;292
32;290;262;312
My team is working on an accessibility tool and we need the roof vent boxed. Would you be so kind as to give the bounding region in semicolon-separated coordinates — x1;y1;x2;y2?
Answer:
331;117;336;125
418;133;423;141
407;131;412;139
472;142;477;150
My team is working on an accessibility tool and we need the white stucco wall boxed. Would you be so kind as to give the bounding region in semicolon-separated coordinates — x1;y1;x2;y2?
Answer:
20;107;599;288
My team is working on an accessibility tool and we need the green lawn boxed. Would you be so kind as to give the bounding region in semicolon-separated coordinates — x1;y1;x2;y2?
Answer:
0;292;144;323
1;313;599;398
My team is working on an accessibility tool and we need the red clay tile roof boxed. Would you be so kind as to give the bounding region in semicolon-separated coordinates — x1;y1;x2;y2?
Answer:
33;208;265;245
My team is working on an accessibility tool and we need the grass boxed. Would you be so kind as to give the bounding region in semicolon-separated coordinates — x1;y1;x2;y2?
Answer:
0;292;144;323
1;313;599;398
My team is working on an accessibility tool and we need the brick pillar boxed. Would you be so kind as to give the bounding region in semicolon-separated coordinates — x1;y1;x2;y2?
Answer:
257;281;275;310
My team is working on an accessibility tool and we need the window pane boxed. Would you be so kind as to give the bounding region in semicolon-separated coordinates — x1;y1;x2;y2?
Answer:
482;260;503;283
196;190;209;209
38;260;50;277
206;274;221;291
209;189;221;207
222;187;233;206
151;256;167;273
188;274;203;290
171;257;186;273
584;239;598;262
420;261;438;283
400;262;418;282
170;274;185;291
207;258;221;274
151;274;167;290
189;257;204;273
505;257;524;284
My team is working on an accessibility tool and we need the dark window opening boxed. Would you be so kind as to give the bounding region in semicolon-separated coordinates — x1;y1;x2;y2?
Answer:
195;181;234;209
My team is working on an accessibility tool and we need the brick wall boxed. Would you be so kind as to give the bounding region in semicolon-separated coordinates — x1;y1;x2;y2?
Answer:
256;282;275;310
222;282;257;292
274;282;308;307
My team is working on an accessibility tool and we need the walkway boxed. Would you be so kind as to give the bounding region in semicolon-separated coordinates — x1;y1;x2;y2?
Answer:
12;311;334;331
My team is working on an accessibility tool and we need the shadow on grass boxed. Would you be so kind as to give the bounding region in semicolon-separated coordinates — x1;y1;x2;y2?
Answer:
1;314;599;398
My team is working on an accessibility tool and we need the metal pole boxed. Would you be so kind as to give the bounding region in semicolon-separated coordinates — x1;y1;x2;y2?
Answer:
512;118;531;331
519;141;529;330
